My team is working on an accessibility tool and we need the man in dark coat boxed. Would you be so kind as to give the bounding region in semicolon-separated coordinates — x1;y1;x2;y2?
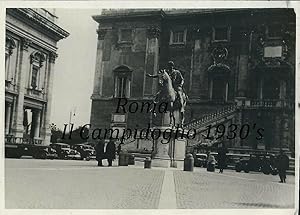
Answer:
105;140;116;166
95;140;105;166
217;143;228;173
277;150;289;183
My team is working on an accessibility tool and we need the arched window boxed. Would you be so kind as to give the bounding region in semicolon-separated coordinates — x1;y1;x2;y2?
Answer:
29;51;45;90
113;65;132;98
5;36;16;82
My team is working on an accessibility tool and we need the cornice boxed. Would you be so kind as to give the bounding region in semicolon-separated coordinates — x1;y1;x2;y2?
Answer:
7;8;69;41
6;24;58;53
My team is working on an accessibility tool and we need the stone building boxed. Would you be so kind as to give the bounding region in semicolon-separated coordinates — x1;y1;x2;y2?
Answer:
90;9;295;153
5;8;69;145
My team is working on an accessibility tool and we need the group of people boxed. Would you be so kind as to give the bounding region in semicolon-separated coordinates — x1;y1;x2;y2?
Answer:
95;140;117;166
206;144;290;183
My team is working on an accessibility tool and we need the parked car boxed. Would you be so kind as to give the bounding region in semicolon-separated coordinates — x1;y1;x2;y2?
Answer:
50;143;81;160
194;153;208;167
71;144;96;160
235;153;278;175
32;146;58;159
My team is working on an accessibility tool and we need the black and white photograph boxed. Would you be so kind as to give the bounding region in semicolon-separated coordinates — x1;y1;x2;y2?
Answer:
1;1;299;214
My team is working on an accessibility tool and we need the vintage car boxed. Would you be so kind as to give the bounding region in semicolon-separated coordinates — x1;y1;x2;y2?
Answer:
71;144;96;160
235;153;278;175
194;153;208;167
50;143;81;160
32;146;58;159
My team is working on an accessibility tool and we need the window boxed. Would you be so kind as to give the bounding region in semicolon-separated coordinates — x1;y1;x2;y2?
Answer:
212;79;225;100
210;77;229;101
116;76;128;97
113;65;132;98
119;29;132;42
29;51;45;90
263;78;280;99
170;29;187;45
31;66;39;89
213;27;229;42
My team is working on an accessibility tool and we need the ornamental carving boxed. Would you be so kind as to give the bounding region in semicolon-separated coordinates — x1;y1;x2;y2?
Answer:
211;46;228;64
30;51;46;67
20;38;31;51
97;29;107;40
6;36;16;55
49;52;58;63
147;26;160;39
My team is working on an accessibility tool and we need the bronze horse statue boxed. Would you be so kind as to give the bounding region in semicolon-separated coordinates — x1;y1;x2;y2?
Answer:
156;69;187;127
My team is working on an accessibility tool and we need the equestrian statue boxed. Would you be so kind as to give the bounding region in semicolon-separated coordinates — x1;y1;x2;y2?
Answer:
146;61;188;127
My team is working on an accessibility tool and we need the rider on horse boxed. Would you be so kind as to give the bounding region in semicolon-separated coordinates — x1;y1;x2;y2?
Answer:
146;61;185;110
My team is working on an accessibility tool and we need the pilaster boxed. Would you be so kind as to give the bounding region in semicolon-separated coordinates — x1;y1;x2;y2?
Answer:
42;51;57;145
144;26;160;96
93;28;107;96
11;38;31;137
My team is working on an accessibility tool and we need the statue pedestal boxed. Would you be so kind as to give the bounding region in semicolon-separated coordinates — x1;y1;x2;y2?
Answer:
151;111;187;168
152;126;172;168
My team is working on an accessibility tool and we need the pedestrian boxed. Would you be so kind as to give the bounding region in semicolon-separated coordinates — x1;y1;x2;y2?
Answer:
105;140;116;167
276;150;289;183
217;143;227;173
95;140;105;166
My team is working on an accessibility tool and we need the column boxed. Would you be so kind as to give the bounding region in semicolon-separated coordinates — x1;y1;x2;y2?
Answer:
11;38;31;138
225;82;229;102
42;52;57;145
5;103;12;135
237;29;250;98
93;28;107;96
144;26;160;96
33;109;41;138
209;79;213;100
259;78;263;99
279;80;286;99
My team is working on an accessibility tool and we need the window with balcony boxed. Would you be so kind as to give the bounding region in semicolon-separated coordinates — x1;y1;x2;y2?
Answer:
170;29;187;45
213;26;230;42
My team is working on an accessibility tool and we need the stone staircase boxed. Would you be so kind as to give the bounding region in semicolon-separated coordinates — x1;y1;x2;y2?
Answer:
184;104;238;132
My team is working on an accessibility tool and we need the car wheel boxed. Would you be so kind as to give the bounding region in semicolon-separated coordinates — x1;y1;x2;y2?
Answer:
86;157;90;161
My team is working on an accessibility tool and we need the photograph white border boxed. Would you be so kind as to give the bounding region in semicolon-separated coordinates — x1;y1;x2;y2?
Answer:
0;1;299;215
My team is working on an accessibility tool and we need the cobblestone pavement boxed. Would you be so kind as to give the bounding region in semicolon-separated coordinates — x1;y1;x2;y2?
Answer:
5;159;295;209
5;159;164;209
174;168;295;209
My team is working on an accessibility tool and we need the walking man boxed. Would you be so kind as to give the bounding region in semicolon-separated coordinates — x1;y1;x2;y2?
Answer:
95;140;105;166
277;150;289;183
105;140;116;166
217;143;227;173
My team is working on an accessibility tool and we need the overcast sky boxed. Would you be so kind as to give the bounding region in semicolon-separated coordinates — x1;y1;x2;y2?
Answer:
51;9;100;130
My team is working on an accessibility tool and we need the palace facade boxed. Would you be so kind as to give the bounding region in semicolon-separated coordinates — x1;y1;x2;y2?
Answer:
90;9;295;153
5;9;69;145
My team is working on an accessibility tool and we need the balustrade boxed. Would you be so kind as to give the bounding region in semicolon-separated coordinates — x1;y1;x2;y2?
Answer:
5;135;43;145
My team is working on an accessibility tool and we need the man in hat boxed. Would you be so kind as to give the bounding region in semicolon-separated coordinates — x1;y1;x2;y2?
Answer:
276;149;289;183
147;61;185;109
